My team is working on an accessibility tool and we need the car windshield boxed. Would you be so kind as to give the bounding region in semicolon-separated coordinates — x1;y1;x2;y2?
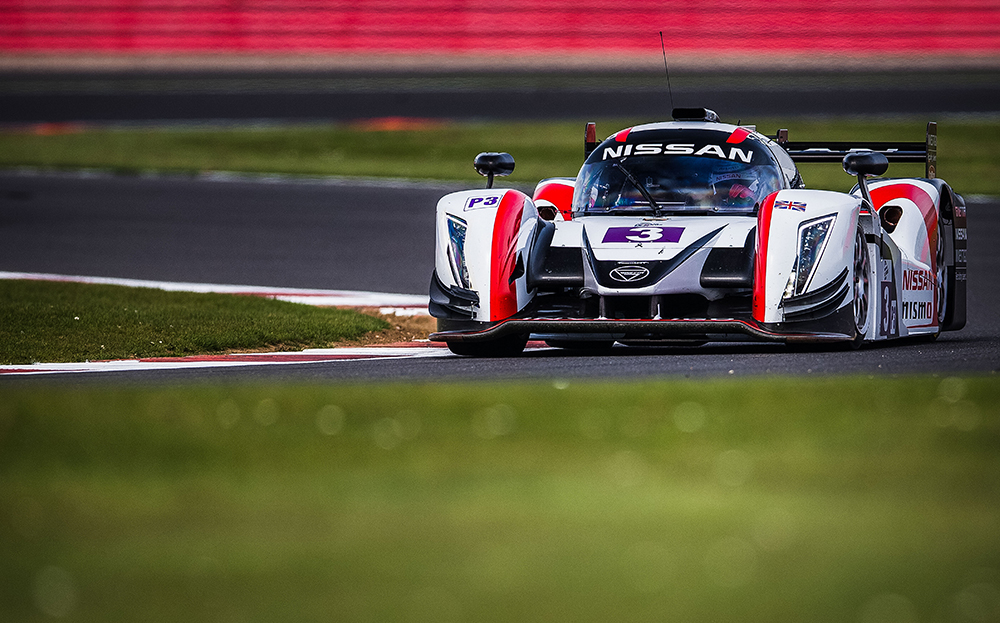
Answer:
572;146;783;216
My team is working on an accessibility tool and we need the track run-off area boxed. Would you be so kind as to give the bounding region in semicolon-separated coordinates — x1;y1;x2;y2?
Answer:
0;171;997;381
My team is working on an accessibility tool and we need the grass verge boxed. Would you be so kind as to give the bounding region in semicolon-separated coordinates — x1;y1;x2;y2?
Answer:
0;280;390;365
0;377;997;622
1;118;997;194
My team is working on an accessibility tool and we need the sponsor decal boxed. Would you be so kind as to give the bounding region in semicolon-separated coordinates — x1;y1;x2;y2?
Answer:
774;200;807;212
957;248;967;264
601;143;753;163
902;268;934;291
900;265;935;328
602;226;684;244
609;265;650;282
901;300;934;321
955;205;967;218
956;227;967;241
709;171;752;185
466;195;501;210
879;259;899;338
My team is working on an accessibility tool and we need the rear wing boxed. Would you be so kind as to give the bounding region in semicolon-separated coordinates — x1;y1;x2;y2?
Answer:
775;122;937;179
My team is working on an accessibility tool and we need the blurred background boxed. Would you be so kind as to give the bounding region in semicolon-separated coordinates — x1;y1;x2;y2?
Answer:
3;0;999;68
2;0;1000;123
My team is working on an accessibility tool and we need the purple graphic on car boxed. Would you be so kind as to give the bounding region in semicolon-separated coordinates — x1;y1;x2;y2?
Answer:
601;226;684;244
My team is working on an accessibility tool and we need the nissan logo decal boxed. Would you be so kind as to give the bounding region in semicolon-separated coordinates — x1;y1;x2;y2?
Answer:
609;265;650;282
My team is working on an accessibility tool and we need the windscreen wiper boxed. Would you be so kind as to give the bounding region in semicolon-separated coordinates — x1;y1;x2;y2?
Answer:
612;160;662;217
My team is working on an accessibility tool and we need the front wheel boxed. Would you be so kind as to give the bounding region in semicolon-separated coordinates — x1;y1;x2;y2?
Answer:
934;214;949;336
446;333;528;357
849;226;871;348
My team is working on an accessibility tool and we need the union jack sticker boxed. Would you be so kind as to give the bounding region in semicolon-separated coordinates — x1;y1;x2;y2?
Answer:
774;200;807;211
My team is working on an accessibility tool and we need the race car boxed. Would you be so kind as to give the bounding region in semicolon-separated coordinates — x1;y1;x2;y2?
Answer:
428;108;967;356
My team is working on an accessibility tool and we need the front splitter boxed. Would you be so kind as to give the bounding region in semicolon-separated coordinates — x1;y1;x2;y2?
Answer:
430;317;851;344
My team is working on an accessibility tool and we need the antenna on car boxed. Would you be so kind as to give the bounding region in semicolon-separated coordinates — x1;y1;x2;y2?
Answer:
659;31;674;112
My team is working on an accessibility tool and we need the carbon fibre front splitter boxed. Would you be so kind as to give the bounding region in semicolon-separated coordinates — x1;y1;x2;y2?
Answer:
430;318;853;344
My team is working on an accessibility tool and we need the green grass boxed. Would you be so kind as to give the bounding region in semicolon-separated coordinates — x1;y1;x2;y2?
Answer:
0;377;998;622
0;280;389;365
2;117;997;194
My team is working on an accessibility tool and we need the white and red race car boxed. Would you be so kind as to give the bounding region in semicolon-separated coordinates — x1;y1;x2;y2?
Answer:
429;108;967;356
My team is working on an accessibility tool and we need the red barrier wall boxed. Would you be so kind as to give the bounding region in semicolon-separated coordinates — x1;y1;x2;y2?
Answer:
2;0;999;56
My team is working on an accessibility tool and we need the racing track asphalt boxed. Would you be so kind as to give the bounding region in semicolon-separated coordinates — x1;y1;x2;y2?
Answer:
3;69;1000;123
1;171;997;383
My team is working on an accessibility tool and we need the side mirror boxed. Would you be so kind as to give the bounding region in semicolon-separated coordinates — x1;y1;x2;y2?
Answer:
843;151;889;177
474;152;515;189
843;151;888;211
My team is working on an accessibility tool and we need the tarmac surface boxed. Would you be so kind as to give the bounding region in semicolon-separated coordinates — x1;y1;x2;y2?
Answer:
3;69;1000;123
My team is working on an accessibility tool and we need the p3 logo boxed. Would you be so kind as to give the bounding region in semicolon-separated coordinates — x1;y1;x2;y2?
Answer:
466;195;501;210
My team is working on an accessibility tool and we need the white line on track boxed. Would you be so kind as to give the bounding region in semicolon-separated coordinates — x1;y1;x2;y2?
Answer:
1;271;443;375
0;346;455;376
0;271;430;315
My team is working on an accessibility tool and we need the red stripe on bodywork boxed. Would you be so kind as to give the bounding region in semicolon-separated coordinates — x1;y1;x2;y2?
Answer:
869;182;940;326
613;128;632;142
868;183;938;269
490;191;527;321
533;180;575;221
753;192;779;322
727;127;751;144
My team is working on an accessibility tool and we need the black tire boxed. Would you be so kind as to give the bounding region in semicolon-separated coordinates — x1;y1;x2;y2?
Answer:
934;214;948;336
849;226;871;348
544;340;615;350
446;333;528;357
914;214;950;342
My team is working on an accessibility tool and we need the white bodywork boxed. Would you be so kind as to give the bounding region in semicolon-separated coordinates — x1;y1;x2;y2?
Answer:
757;189;862;325
863;179;943;338
434;188;539;322
430;119;963;351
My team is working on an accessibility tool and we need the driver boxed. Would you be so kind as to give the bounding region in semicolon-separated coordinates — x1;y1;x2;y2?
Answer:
724;180;758;206
710;169;763;208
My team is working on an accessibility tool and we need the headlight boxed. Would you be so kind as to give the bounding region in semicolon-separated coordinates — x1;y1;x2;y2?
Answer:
784;215;836;299
447;214;471;289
